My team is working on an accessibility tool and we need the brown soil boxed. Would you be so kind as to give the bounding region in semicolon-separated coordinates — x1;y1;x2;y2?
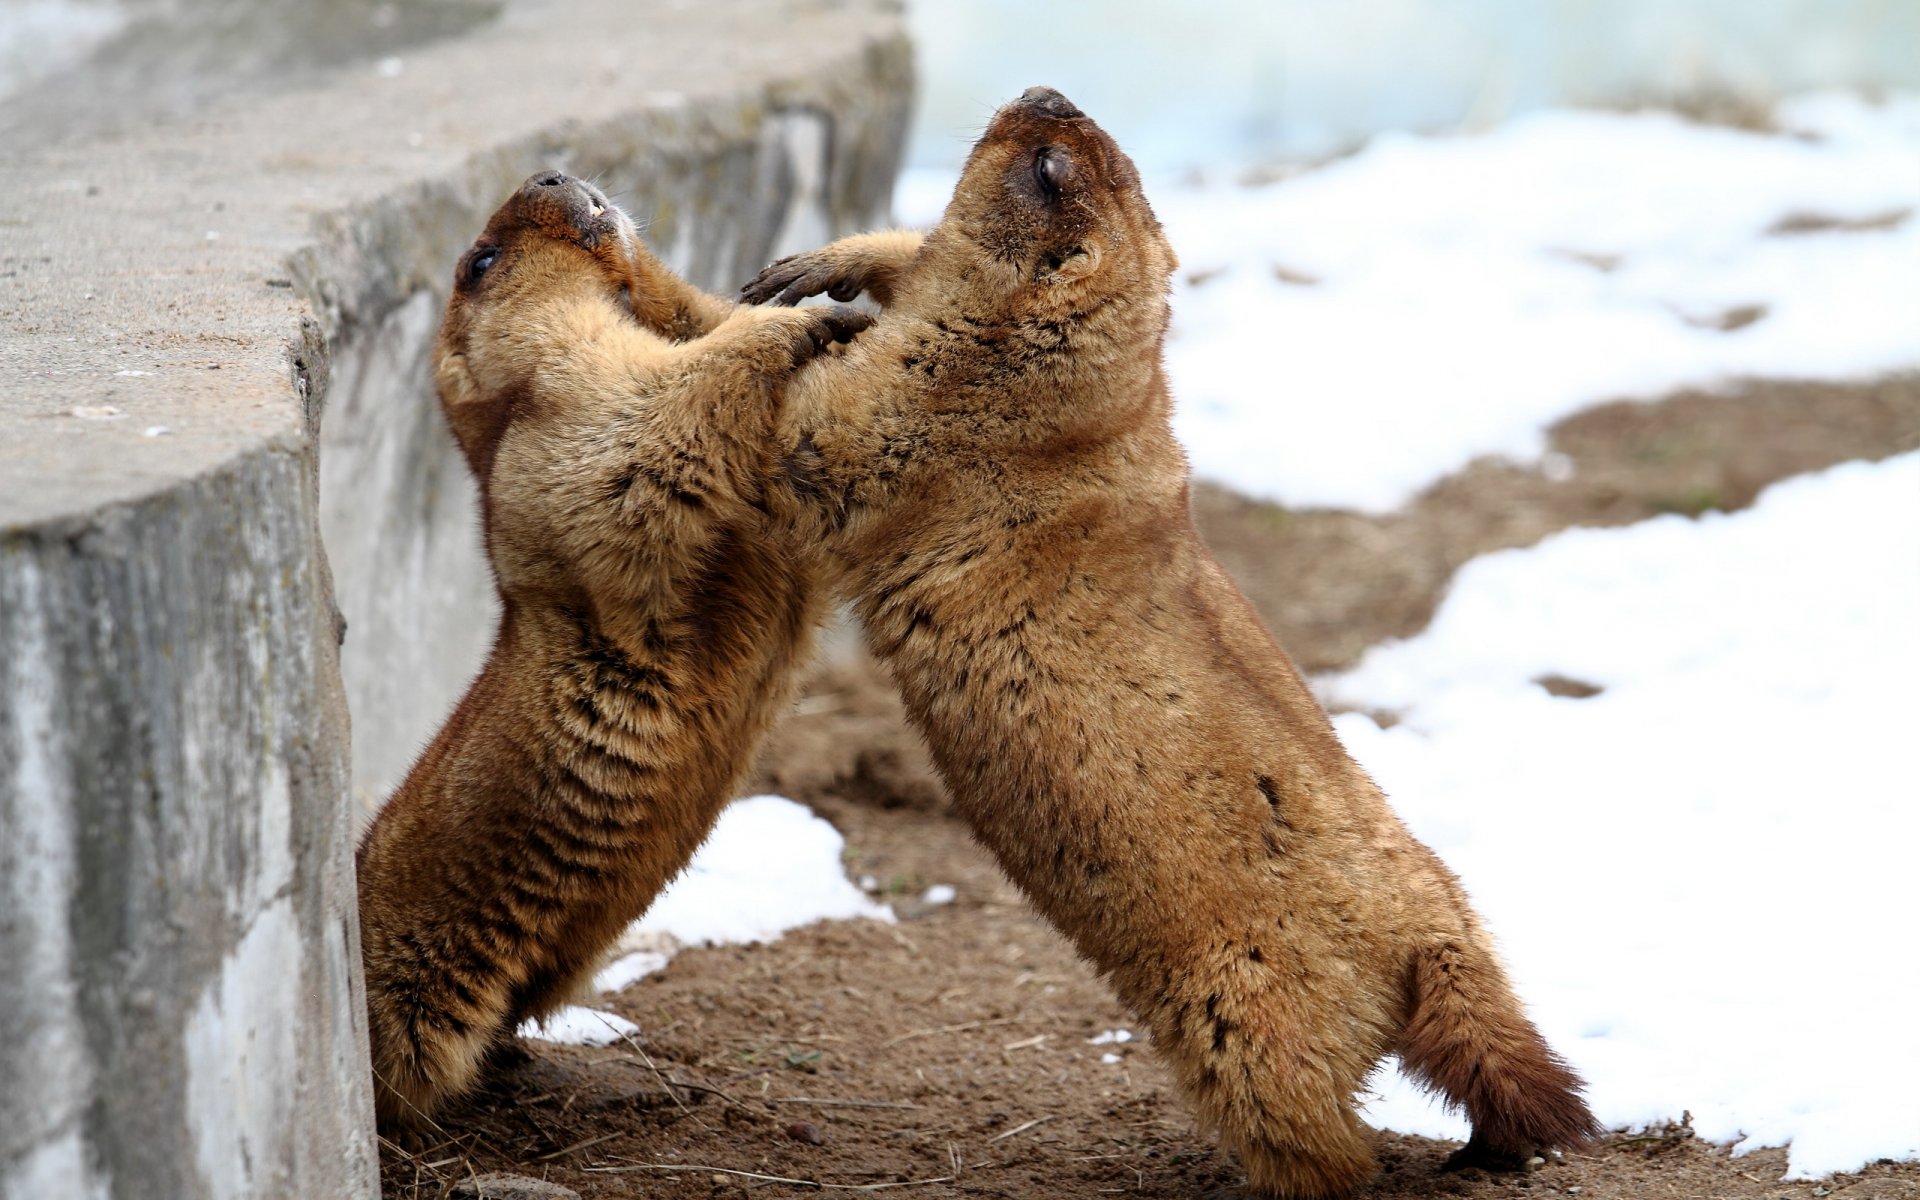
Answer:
380;375;1920;1199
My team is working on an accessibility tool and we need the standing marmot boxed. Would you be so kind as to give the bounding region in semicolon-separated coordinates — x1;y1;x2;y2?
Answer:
741;89;1601;1197
355;171;865;1126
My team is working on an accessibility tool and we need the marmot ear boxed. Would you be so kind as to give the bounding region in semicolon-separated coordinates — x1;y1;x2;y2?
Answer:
1049;241;1103;283
435;353;511;479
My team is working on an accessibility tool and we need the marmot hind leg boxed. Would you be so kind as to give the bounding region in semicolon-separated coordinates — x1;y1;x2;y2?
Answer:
1134;955;1387;1198
1398;934;1602;1164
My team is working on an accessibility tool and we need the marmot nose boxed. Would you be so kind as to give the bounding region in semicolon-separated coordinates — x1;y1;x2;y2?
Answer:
527;171;609;209
1018;86;1084;119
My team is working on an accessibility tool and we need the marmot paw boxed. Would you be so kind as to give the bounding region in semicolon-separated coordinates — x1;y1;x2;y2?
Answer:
742;253;870;306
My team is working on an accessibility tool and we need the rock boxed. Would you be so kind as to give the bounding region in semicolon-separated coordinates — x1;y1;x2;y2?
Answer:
450;1174;582;1200
786;1120;827;1145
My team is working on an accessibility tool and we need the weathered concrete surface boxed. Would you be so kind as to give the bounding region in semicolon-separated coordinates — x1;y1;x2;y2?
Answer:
0;0;912;1196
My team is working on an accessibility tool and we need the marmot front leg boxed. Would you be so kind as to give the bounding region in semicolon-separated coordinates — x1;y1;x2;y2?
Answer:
574;303;873;575
741;229;926;307
658;303;873;439
626;252;738;341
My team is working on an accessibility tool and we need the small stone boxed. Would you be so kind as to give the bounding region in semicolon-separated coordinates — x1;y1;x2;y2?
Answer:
1567;1188;1582;1195
710;1173;729;1185
449;1173;580;1200
1527;1156;1547;1169
786;1120;825;1145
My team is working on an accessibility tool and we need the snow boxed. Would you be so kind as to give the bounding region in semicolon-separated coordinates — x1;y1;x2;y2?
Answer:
1088;1029;1136;1046
519;1005;640;1048
1165;94;1920;511
523;795;894;1045
625;794;895;947
1324;453;1920;1179
591;950;668;994
894;93;1920;513
921;883;957;906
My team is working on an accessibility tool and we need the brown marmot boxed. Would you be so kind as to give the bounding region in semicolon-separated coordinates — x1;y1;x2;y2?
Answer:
354;171;866;1127
740;89;1601;1197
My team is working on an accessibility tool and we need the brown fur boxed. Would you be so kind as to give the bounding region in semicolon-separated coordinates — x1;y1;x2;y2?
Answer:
355;172;864;1127
741;89;1602;1197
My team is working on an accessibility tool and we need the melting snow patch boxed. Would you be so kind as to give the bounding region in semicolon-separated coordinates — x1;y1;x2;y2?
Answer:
593;951;669;995
1164;94;1920;511
921;884;957;906
1101;1053;1123;1065
1088;1029;1135;1046
526;798;891;1036
518;1006;640;1047
1324;452;1920;1178
625;794;894;949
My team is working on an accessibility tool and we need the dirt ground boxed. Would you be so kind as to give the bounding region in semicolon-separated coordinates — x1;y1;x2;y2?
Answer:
380;375;1920;1200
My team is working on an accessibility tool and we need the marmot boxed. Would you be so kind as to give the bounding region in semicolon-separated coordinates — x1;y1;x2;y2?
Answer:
355;171;866;1127
740;89;1601;1197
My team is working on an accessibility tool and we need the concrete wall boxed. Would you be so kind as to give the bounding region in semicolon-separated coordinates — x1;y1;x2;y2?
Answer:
0;1;912;1196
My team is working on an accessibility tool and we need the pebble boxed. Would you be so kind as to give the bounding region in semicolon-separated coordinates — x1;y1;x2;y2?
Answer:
786;1120;825;1145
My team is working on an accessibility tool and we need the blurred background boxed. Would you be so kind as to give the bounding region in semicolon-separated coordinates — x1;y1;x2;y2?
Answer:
901;0;1920;174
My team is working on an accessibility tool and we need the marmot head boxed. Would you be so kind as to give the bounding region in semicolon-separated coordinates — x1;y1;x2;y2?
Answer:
434;171;640;484
932;87;1177;319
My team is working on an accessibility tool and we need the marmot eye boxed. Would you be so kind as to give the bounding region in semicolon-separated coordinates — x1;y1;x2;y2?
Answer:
467;247;499;284
1034;146;1072;198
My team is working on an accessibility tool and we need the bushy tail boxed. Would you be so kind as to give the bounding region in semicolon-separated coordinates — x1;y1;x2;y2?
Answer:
1399;937;1604;1169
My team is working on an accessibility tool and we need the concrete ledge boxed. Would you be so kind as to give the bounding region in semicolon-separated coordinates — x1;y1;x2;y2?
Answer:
0;2;911;1196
